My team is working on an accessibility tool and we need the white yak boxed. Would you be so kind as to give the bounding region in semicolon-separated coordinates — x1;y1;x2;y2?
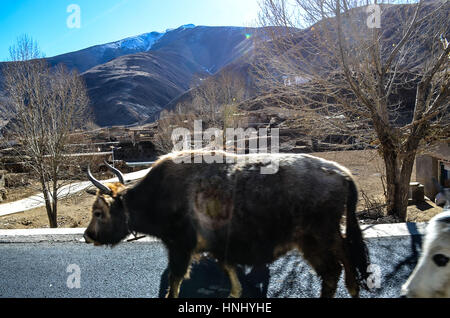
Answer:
401;188;450;298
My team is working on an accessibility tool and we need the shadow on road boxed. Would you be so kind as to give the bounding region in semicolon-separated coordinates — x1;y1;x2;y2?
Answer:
158;257;270;298
382;223;422;285
156;232;423;298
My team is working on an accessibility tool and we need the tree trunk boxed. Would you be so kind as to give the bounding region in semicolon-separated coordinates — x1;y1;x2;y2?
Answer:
40;177;58;228
47;203;57;228
383;149;416;221
51;183;58;229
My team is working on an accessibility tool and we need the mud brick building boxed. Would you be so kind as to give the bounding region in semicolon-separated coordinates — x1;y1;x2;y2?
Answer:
416;140;450;200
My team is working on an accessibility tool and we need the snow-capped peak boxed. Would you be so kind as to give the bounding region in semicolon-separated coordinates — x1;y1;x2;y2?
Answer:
179;24;196;30
102;24;196;52
104;31;164;51
166;24;196;33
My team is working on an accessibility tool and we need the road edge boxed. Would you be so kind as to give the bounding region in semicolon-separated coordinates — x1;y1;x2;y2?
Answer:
0;222;428;243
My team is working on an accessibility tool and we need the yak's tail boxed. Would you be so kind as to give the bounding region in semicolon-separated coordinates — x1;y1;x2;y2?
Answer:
345;178;370;287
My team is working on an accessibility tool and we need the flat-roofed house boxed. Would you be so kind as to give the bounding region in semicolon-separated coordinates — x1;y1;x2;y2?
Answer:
416;140;450;201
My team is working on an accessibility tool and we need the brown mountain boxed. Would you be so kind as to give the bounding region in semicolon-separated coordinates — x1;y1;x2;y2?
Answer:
82;25;256;127
83;51;207;127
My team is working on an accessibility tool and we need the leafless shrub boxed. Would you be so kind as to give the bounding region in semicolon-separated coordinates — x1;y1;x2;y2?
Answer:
154;70;248;153
153;113;198;154
359;189;386;220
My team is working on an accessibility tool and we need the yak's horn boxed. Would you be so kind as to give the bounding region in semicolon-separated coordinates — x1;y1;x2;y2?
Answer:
87;166;112;195
104;160;125;185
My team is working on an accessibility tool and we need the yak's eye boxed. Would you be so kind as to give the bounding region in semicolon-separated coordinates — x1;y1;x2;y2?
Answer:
433;254;449;267
94;211;103;219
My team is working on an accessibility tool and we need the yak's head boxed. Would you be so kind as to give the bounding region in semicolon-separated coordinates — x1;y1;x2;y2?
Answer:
84;162;130;247
401;187;450;298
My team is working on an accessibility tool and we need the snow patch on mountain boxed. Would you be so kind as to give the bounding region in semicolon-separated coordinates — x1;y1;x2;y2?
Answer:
104;31;165;52
179;24;196;30
102;25;198;52
166;24;196;33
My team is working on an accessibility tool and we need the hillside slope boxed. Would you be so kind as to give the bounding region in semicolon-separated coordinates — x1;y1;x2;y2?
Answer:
83;51;207;127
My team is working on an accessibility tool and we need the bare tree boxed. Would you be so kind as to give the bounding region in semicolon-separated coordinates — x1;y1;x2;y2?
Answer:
153;112;198;153
255;0;449;221
2;35;89;228
154;69;247;153
180;70;247;127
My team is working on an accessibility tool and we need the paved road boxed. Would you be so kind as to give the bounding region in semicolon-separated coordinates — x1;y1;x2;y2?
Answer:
0;234;421;298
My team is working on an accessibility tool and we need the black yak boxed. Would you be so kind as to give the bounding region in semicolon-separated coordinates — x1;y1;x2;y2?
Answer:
84;151;369;298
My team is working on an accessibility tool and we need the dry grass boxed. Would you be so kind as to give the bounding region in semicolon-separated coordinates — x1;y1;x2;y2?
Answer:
0;190;94;229
313;149;443;224
1;182;40;203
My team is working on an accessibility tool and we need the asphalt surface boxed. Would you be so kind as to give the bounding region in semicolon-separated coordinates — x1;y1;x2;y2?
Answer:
0;235;421;298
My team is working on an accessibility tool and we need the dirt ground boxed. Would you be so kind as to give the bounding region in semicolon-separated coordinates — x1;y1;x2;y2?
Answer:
313;150;443;224
1;180;42;204
0;150;443;229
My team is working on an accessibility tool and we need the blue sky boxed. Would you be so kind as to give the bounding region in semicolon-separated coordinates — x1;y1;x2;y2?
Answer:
0;0;261;61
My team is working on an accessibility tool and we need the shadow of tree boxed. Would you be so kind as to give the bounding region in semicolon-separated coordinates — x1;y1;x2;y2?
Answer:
382;223;422;283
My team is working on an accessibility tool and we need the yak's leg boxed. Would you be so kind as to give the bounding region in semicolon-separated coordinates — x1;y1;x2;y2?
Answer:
336;235;360;298
221;264;242;298
166;249;192;298
167;273;183;298
313;256;342;298
299;235;342;298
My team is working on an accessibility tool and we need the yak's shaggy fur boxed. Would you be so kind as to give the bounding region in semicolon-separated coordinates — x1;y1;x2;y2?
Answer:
84;151;370;298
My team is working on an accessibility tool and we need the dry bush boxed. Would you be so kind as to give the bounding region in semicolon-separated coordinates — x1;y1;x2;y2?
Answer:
359;189;386;220
153;113;198;154
154;69;248;153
